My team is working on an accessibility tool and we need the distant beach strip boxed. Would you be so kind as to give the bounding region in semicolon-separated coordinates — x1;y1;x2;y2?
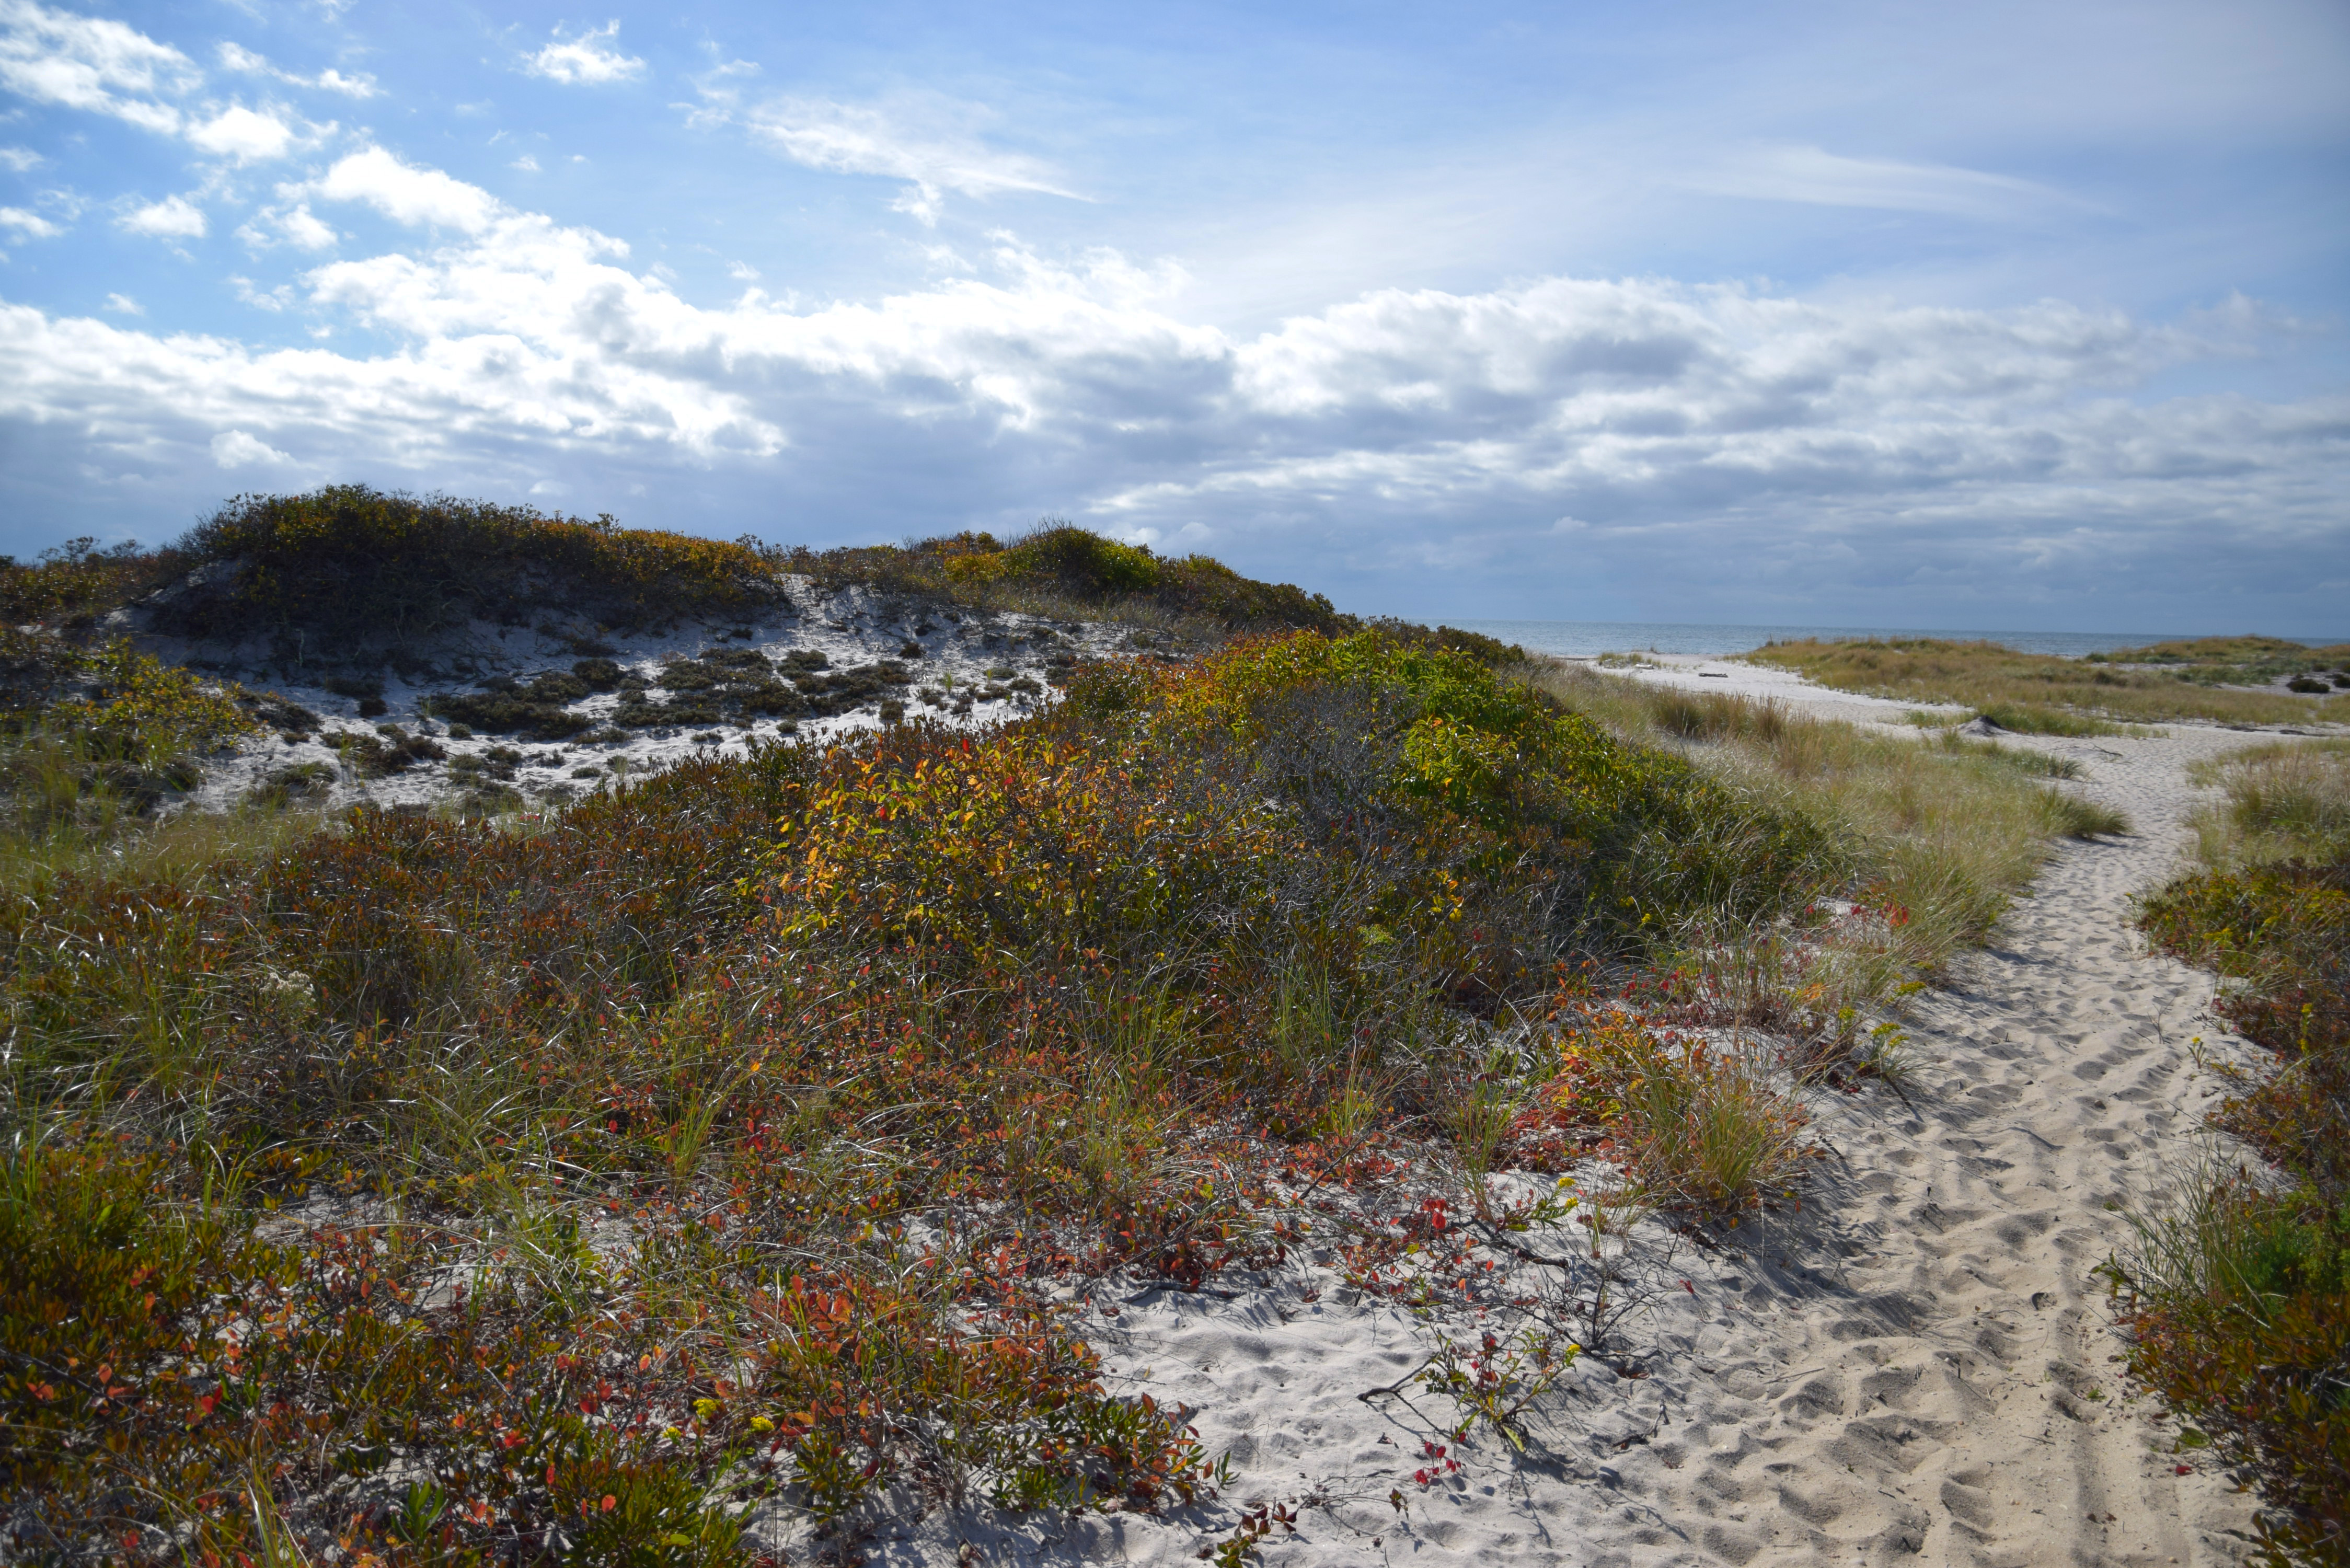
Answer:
1455;619;2350;661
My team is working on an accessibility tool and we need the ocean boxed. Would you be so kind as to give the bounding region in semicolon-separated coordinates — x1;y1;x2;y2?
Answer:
1446;620;2343;661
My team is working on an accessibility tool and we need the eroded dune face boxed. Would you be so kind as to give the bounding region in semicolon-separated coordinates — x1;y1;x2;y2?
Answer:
147;577;1134;818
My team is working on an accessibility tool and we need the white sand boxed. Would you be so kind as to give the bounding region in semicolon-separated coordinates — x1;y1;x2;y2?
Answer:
835;660;2288;1567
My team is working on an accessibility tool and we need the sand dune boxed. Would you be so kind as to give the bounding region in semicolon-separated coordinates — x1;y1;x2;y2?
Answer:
837;660;2275;1567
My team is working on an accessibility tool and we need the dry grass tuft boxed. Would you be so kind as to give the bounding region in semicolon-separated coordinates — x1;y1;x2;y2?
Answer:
1526;661;2126;1034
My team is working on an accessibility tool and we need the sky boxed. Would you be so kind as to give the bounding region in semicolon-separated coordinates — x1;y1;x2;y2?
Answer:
1;1;2345;633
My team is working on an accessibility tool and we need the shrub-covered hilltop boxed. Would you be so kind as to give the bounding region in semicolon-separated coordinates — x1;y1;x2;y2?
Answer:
1;491;2117;1563
5;487;1405;675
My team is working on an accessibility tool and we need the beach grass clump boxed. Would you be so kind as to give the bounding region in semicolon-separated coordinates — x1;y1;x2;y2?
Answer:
1533;1017;1815;1214
1526;662;2124;1060
1746;637;2347;729
2185;738;2350;870
2123;848;2349;1564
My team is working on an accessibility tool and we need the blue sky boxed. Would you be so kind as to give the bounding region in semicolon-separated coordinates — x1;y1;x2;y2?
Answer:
2;1;2345;633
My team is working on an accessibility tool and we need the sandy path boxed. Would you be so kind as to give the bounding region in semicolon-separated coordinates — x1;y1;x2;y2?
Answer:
855;664;2282;1568
1568;713;2265;1567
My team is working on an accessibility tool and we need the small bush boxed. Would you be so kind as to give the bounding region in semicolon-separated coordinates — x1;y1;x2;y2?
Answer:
794;521;1354;637
0;631;256;846
0;536;187;625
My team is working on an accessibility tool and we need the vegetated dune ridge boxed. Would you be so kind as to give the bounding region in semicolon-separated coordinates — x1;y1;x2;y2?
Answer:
850;660;2272;1568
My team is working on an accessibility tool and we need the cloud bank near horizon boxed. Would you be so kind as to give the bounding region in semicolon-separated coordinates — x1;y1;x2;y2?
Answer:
0;0;2344;631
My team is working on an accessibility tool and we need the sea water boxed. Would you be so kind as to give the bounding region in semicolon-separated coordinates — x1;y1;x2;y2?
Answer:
1446;620;2339;661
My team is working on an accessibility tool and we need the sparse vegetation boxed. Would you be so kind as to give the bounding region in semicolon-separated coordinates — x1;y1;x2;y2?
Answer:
1746;637;2350;729
2091;635;2350;688
2118;737;2350;1565
0;626;1863;1560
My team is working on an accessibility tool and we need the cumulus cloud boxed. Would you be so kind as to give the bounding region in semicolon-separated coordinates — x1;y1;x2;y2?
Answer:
0;145;40;171
210;428;291;468
103;291;140;314
0;0;198;135
187;103;298;164
310;147;504;233
0;157;2340;621
729;94;1079;224
236;201;337;252
0;203;60;237
523;21;642;86
118;194;204;238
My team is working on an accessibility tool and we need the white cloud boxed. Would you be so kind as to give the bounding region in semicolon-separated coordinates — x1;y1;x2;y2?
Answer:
210;428;290;468
511;154;539;172
0;0;198;135
310;147;503;232
118;194;204;238
103;291;139;313
727;259;758;281
0;203;60;237
236;201;337;251
277;203;338;249
0;145;39;171
731;95;1080;224
227;274;292;311
1685;143;2084;220
187;103;296;164
217;42;379;99
0;157;2339;621
523;21;642;86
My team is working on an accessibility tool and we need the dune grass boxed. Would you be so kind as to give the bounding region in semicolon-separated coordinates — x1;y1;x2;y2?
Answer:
2091;635;2350;687
2116;736;2350;1564
1745;637;2350;730
2184;737;2350;870
1526;665;2128;1073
